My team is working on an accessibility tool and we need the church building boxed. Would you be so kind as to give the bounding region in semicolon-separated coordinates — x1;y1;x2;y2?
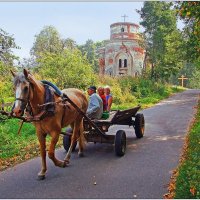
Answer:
98;19;145;76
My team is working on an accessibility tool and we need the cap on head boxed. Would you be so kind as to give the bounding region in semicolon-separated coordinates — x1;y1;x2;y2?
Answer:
88;86;96;92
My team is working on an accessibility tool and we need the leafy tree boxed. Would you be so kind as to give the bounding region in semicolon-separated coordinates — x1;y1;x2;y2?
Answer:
78;39;105;73
18;56;37;69
0;61;14;100
137;2;184;81
62;38;77;50
0;28;19;65
176;1;200;63
30;25;63;59
35;48;97;90
173;2;200;88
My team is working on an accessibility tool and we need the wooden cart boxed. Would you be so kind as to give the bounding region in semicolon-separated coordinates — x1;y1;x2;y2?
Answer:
63;105;145;157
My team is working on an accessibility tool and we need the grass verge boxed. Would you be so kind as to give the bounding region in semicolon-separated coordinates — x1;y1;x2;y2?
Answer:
164;96;200;199
0;119;63;171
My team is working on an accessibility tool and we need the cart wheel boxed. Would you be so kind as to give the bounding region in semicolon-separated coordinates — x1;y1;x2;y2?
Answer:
135;113;145;138
63;135;77;152
115;130;126;157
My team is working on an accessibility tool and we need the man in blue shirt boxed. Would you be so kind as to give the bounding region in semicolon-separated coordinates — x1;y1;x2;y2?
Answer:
86;86;103;119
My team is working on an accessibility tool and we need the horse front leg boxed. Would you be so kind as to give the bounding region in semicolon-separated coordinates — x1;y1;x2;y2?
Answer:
48;131;66;168
36;132;47;180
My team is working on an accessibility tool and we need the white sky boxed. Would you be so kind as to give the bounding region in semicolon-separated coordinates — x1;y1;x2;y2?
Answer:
0;2;144;60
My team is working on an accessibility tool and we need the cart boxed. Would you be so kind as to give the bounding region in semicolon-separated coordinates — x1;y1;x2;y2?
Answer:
63;105;145;157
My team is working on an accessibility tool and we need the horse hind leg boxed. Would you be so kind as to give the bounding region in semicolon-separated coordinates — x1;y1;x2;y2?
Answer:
64;119;84;163
77;118;85;157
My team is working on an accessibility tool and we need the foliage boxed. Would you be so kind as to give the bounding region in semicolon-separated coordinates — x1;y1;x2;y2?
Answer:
137;2;184;81
35;48;97;90
62;38;77;50
97;75;183;110
31;25;64;59
0;61;14;101
174;100;200;198
78;39;105;73
0;28;19;65
175;1;200;64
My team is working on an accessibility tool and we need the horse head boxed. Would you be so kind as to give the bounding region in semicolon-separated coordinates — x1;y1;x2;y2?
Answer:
11;69;41;117
11;69;30;116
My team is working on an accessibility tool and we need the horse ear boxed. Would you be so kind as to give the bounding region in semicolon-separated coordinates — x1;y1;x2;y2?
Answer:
10;70;16;77
23;68;29;79
23;69;37;85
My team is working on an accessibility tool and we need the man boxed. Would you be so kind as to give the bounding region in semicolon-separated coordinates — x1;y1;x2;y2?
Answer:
86;86;103;119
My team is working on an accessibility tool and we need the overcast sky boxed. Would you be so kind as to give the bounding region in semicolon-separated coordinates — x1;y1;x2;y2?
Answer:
1;2;144;60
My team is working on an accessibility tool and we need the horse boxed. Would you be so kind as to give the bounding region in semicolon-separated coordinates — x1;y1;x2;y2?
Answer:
11;69;88;180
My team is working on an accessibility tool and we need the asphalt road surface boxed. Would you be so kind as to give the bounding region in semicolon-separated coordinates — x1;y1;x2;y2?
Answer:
0;89;199;199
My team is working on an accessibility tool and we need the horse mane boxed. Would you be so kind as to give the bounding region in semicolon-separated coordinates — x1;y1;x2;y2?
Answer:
13;72;27;86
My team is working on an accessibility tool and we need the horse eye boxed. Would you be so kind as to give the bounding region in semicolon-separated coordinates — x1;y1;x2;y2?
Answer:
24;86;28;93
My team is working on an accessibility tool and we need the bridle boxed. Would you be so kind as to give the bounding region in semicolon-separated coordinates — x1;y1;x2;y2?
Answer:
13;81;32;116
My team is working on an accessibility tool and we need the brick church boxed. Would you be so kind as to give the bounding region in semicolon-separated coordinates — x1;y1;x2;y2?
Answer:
98;19;145;76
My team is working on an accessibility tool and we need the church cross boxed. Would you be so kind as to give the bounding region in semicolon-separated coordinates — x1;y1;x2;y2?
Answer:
178;75;188;87
121;14;128;22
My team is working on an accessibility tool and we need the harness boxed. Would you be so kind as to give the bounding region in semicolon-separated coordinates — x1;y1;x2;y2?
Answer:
15;81;66;122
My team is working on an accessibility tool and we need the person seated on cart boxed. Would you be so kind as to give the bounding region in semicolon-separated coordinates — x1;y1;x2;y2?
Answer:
86;86;103;120
104;85;113;112
97;86;106;111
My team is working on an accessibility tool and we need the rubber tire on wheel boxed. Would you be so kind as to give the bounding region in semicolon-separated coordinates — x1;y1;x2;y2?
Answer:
135;113;145;138
114;130;126;157
63;135;77;152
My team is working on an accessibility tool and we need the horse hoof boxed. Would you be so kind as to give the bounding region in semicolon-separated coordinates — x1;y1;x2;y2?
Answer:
78;152;84;157
37;175;45;180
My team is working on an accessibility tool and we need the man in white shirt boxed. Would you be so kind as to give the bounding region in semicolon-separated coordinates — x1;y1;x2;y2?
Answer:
86;86;103;119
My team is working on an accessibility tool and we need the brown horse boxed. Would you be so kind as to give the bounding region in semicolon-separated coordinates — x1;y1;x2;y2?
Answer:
11;69;88;180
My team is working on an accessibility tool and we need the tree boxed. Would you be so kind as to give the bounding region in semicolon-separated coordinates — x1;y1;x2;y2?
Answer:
172;2;200;88
0;61;14;100
137;2;184;81
176;1;200;64
62;38;77;50
78;39;105;73
30;26;63;59
35;48;97;90
0;28;19;65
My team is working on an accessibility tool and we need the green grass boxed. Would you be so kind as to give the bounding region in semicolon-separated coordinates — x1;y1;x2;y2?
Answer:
174;100;200;198
0;119;36;158
0;118;62;170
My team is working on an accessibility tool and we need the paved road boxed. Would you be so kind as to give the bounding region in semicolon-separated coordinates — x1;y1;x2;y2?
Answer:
0;89;199;199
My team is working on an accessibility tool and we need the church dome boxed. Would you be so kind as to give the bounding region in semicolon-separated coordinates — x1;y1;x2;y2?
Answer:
110;22;140;40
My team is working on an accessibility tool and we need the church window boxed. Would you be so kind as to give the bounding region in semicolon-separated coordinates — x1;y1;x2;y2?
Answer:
124;59;127;67
119;59;122;68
